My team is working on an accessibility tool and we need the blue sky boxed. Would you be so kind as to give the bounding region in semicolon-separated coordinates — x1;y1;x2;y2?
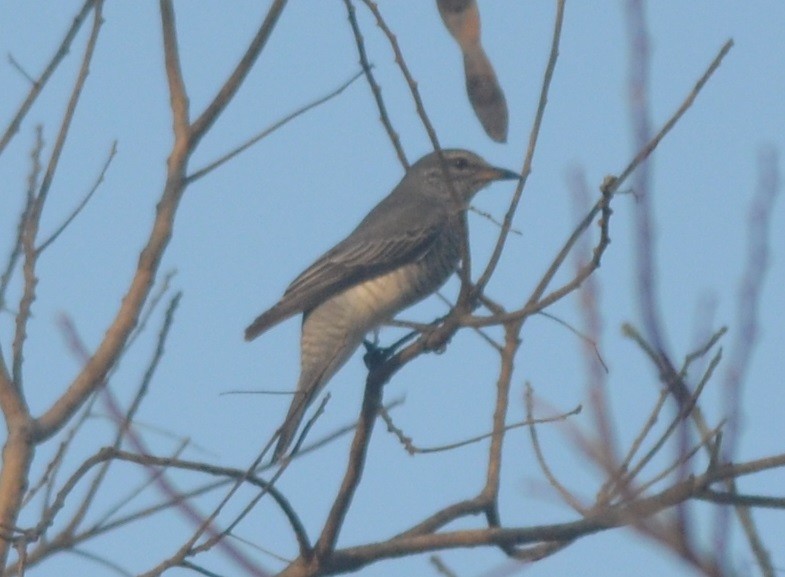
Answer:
1;2;783;576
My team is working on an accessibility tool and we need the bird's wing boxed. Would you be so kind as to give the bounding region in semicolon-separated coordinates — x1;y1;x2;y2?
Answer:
244;220;444;340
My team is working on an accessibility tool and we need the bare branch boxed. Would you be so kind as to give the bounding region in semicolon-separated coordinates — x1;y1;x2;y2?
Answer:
313;375;385;561
30;1;192;442
159;0;190;137
380;402;580;455
0;126;42;317
319;452;785;573
0;126;42;390
189;0;289;145
56;311;268;577
0;0;99;155
697;491;785;510
110;449;310;557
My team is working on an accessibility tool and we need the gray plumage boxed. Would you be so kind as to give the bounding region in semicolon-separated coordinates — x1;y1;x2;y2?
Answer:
245;149;519;460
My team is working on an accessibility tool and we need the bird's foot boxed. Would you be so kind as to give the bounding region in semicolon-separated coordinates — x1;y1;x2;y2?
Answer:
362;329;422;369
362;340;393;369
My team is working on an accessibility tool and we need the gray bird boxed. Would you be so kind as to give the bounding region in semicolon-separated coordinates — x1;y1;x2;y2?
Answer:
245;149;519;460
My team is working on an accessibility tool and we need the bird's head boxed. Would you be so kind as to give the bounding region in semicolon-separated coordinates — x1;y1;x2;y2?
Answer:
412;149;520;203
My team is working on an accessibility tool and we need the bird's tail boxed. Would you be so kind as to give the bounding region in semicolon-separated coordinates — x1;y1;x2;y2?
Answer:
272;380;319;461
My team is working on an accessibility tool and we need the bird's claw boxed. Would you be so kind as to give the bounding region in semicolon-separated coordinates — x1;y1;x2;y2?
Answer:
363;340;393;369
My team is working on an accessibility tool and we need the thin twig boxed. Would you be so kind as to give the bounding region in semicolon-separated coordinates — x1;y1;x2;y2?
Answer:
91;440;190;531
223;533;292;564
187;70;365;183
525;383;586;513
0;0;99;155
343;0;408;169
621;338;721;489
122;269;178;356
463;184;612;329
469;205;522;236
566;165;617;488
13;0;105;391
722;146;779;459
380;403;581;455
37;141;117;253
632;423;723;499
429;555;458;577
606;387;668;501
434;291;501;352
35;0;105;224
6;53;37;86
537;311;608;374
0;126;42;313
681;327;727;376
0;126;43;387
475;0;566;294
357;0;440;160
480;320;522;553
65;293;182;535
615;38;734;194
70;548;134;577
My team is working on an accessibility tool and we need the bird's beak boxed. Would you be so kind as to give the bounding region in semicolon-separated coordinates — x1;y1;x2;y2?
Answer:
481;166;521;183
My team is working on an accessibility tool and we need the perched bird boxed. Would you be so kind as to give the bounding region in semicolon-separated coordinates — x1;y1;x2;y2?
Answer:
245;149;519;460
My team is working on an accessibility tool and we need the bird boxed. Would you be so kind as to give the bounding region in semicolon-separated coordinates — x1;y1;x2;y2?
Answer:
245;149;520;460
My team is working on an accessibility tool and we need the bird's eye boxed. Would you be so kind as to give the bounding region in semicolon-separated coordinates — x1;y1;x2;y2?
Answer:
452;157;469;170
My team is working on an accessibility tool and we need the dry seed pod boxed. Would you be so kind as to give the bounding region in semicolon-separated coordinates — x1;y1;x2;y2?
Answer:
437;0;509;142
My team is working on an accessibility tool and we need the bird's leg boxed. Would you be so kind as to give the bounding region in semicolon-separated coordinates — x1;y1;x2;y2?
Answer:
362;328;423;369
362;328;384;369
363;313;457;369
